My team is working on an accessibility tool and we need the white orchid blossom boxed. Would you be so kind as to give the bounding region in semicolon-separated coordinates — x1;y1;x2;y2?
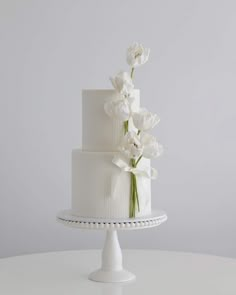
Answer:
104;96;135;122
110;71;134;97
133;108;160;131
127;42;150;68
119;131;163;160
119;131;143;159
140;132;163;159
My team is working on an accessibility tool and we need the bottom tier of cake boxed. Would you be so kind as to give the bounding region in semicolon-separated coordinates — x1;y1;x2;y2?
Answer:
72;149;151;218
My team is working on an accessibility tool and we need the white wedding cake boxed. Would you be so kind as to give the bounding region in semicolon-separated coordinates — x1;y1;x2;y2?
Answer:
71;43;163;219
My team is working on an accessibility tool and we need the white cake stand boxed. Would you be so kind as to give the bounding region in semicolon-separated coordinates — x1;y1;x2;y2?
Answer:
57;209;167;283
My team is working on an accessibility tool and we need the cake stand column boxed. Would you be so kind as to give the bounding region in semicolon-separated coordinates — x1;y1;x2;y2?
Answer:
89;229;135;283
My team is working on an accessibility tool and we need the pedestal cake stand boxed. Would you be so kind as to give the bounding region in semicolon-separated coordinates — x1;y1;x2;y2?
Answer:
57;209;167;283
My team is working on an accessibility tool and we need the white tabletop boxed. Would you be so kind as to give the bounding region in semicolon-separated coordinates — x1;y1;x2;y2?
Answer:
0;250;235;295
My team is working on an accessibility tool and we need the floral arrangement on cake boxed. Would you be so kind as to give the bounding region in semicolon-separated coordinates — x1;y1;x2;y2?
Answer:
104;43;163;218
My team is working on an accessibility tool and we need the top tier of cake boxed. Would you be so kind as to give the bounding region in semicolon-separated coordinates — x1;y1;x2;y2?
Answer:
82;89;140;151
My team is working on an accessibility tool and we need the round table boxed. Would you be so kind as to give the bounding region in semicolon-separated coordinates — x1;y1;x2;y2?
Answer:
0;250;235;295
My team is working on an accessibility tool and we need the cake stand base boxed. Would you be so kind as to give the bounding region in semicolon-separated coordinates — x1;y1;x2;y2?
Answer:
57;209;167;283
89;269;135;283
89;230;135;283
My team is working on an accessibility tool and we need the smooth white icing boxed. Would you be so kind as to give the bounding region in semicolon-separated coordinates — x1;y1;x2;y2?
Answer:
82;89;140;151
72;149;151;218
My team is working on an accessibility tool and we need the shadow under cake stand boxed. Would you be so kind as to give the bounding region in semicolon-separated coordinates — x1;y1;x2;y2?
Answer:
57;209;167;283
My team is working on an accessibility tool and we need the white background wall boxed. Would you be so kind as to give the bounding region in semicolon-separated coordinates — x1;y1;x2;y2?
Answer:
0;0;236;258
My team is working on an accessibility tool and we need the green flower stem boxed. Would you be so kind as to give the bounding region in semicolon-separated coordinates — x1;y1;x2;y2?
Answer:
132;173;136;217
129;158;141;218
135;155;142;167
131;67;135;79
133;174;140;211
137;130;141;135
130;173;133;217
124;120;129;134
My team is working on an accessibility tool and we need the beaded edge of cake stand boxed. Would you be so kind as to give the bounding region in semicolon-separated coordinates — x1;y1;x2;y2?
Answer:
57;215;167;230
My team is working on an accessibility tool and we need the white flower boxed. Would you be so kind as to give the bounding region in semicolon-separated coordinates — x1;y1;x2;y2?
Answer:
104;96;136;122
133;108;160;131
119;131;143;159
140;133;163;159
127;42;150;68
118;131;163;160
110;71;134;97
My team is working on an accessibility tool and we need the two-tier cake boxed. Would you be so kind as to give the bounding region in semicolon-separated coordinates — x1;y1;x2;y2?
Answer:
71;43;163;219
